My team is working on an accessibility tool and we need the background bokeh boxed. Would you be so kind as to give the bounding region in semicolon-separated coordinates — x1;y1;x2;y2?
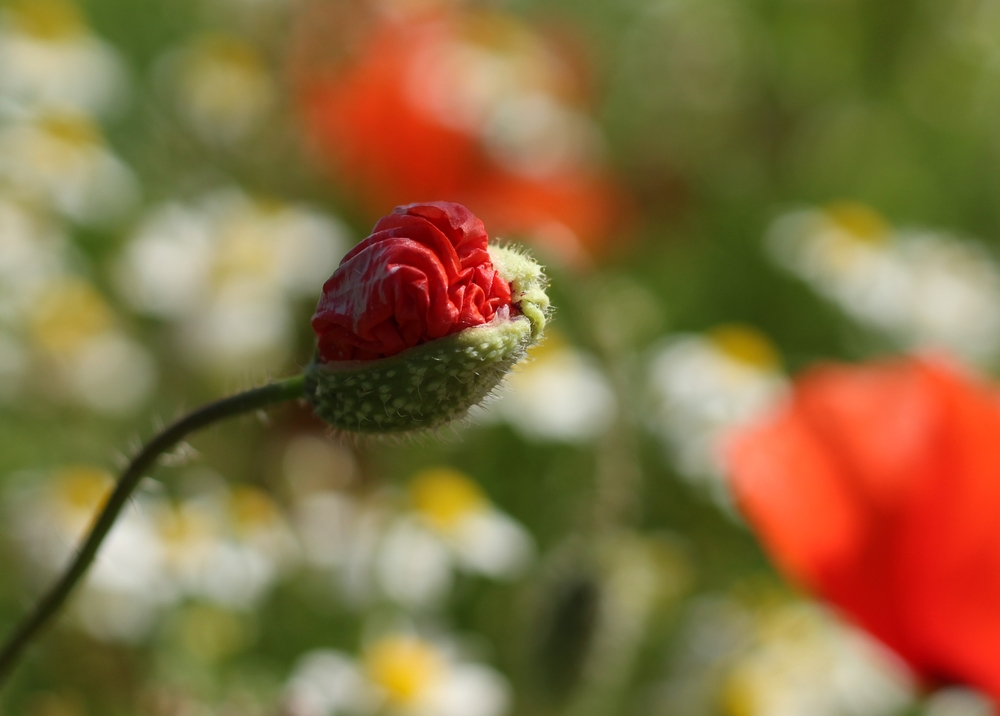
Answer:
1;0;998;714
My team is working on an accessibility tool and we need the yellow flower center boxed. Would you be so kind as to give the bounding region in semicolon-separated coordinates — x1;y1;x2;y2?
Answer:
29;279;113;355
39;115;102;149
212;212;279;285
409;467;487;533
228;485;280;536
157;505;215;561
54;467;113;519
181;35;273;122
520;327;567;364
708;325;782;372
8;0;84;40
824;201;890;244
196;34;266;73
364;636;445;706
721;667;758;716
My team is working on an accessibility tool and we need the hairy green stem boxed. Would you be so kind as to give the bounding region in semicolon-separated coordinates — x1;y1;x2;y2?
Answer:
0;375;306;688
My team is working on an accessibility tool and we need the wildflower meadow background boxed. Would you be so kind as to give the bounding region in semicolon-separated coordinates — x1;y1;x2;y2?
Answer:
2;0;1000;714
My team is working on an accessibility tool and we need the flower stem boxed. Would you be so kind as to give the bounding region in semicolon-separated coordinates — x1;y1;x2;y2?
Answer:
0;374;306;688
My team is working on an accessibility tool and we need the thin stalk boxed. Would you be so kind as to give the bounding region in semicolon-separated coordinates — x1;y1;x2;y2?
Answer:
0;375;306;687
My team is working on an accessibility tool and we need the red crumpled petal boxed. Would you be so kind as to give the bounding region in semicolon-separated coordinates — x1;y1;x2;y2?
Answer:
725;356;1000;697
312;201;513;361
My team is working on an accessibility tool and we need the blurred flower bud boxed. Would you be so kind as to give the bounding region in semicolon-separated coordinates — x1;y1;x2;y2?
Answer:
534;571;601;705
305;201;548;433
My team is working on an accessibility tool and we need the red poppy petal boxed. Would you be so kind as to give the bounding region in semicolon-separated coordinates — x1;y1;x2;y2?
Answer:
727;355;1000;697
312;202;513;362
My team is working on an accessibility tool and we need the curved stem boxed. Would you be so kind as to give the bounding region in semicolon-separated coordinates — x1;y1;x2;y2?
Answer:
0;375;306;688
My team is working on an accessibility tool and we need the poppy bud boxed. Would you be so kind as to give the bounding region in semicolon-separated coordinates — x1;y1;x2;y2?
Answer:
305;202;548;433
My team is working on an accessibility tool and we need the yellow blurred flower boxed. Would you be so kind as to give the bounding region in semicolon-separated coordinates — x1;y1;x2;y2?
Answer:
409;467;488;534
284;631;510;716
28;278;112;356
364;635;446;707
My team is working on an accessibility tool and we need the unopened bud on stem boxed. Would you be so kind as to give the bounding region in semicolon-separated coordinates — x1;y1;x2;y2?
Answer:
305;216;549;434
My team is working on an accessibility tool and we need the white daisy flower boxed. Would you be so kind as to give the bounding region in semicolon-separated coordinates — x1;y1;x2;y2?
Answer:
0;113;138;225
286;448;534;610
283;633;510;716
283;435;397;607
294;488;391;606
654;596;914;716
6;467;174;643
0;0;127;116
479;337;617;443
405;19;601;181
646;325;787;505
117;187;348;372
767;202;1000;365
163;34;277;145
7;467;300;641
26;276;156;414
722;601;914;716
375;468;534;609
155;480;300;610
0;194;154;412
0;194;68;325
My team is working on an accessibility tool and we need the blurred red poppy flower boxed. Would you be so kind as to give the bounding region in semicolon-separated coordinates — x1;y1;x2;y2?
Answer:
312;201;513;362
292;4;626;266
726;356;1000;698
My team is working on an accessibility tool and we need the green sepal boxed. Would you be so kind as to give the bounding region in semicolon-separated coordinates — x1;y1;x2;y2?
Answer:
305;315;532;433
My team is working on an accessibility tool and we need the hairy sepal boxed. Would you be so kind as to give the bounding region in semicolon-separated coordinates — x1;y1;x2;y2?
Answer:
306;313;533;432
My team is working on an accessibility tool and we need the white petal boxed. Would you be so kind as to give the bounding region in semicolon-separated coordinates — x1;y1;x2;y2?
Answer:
422;664;511;716
452;510;534;579
271;209;349;295
490;348;616;442
195;542;277;609
294;492;360;569
284;650;376;716
376;518;453;609
0;121;139;225
88;507;170;594
181;280;291;367
117;203;215;316
66;332;157;414
647;336;786;491
0;34;128;116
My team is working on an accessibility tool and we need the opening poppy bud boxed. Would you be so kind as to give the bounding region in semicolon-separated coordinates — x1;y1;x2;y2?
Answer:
305;201;549;433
